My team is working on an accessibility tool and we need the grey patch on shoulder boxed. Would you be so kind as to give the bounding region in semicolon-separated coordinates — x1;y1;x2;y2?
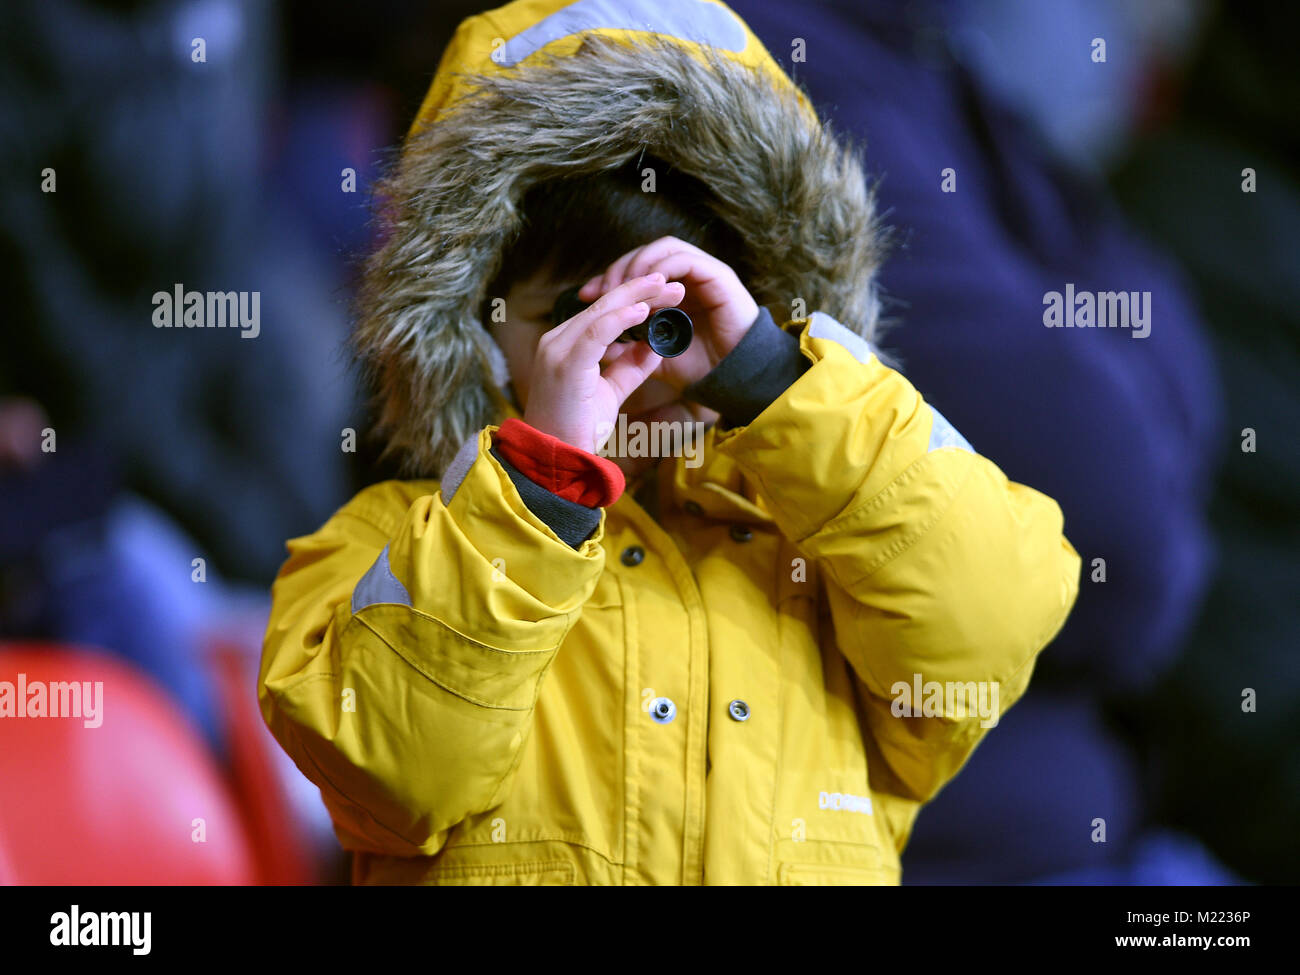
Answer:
808;311;878;364
352;543;413;613
440;434;481;503
928;405;974;454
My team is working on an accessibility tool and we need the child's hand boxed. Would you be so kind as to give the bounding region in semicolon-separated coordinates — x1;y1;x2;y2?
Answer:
524;273;686;454
577;236;760;392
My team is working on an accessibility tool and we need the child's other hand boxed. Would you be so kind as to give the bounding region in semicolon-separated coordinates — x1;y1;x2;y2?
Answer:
524;273;684;454
577;236;760;391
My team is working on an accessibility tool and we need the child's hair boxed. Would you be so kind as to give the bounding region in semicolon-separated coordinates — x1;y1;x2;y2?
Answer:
484;152;747;310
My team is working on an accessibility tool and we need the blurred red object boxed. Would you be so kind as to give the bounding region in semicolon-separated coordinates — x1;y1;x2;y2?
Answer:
207;639;316;885
0;642;256;885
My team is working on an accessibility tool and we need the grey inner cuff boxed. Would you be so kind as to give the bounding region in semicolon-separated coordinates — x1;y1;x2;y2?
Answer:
682;306;810;427
490;445;603;549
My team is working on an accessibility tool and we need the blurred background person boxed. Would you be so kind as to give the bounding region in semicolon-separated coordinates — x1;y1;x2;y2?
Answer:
730;0;1240;883
0;0;360;881
1106;0;1300;887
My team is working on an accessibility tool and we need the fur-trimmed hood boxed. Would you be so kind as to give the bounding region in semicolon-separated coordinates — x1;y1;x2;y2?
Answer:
355;0;886;477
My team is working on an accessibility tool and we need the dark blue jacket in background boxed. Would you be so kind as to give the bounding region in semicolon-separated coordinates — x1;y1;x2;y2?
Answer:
732;0;1225;882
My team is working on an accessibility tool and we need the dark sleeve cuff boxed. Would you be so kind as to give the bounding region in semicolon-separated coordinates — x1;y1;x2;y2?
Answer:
490;445;603;549
681;307;810;427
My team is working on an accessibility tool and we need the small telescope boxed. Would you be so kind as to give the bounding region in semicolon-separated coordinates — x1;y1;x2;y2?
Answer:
551;285;693;358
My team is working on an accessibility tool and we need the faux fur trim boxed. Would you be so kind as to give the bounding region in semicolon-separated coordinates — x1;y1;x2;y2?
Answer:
355;31;887;477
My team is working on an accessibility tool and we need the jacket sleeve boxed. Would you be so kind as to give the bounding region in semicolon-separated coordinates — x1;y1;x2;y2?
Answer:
257;425;606;857
707;311;1081;839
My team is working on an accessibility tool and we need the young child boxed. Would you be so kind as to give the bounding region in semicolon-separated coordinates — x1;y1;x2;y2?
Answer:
259;0;1081;885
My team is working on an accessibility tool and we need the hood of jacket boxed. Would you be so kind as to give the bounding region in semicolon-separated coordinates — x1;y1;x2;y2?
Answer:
356;0;886;477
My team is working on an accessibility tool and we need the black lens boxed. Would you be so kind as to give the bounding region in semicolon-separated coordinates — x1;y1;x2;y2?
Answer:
643;307;693;357
549;284;693;357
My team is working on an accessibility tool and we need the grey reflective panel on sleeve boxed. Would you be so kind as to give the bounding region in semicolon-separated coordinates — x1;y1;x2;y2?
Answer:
440;434;481;504
807;311;879;364
352;543;413;613
805;311;971;454
927;405;974;454
494;0;747;67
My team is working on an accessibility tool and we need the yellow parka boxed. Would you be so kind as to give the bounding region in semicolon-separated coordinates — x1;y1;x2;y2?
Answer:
259;0;1081;885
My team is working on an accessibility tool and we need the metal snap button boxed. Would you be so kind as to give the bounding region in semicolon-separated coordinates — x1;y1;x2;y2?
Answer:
728;699;750;722
621;545;645;566
649;697;676;724
684;501;703;516
729;525;753;543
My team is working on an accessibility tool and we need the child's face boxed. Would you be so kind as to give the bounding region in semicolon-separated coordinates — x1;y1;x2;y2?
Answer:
493;269;717;426
492;268;720;479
